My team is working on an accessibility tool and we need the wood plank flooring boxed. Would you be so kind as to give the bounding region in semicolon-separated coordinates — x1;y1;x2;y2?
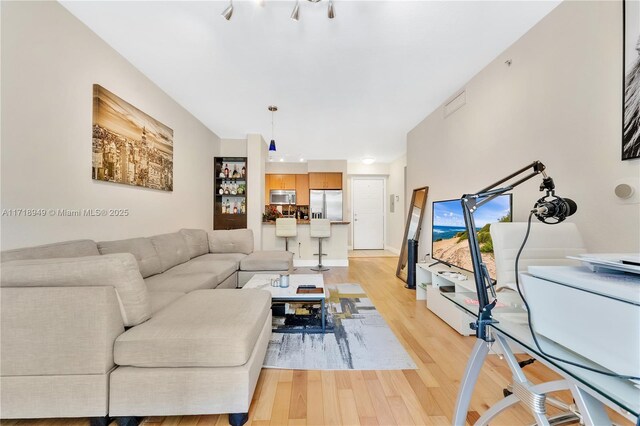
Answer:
1;257;631;426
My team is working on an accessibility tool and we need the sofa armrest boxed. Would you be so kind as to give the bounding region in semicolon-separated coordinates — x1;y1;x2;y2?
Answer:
1;286;124;376
0;253;151;326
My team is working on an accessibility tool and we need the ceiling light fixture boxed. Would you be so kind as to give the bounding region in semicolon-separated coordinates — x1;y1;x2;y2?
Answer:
268;105;278;161
280;158;284;162
222;0;334;21
221;0;233;20
291;1;300;21
362;157;375;165
299;158;305;162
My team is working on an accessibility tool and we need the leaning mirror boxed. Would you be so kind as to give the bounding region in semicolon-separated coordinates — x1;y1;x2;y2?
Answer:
396;186;429;282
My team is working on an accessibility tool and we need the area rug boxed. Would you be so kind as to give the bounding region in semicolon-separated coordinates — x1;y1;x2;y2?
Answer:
263;283;417;370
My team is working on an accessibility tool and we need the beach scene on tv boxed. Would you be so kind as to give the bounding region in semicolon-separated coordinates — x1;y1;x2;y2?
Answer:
432;195;511;279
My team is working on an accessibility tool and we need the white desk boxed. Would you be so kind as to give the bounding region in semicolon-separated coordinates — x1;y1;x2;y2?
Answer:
443;290;640;426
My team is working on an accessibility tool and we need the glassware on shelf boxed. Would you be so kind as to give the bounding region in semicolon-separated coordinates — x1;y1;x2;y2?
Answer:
241;164;246;178
224;164;230;178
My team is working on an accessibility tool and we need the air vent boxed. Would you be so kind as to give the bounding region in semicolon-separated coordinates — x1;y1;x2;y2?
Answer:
444;90;466;118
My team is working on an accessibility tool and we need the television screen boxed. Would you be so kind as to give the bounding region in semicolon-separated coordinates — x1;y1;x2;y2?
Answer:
431;194;512;280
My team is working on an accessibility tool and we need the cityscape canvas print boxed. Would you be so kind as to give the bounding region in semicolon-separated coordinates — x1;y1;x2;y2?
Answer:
92;84;174;190
624;0;640;160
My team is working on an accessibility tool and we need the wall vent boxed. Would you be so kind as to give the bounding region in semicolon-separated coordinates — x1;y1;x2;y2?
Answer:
444;89;466;118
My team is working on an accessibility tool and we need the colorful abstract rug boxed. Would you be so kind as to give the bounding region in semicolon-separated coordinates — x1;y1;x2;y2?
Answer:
263;283;417;370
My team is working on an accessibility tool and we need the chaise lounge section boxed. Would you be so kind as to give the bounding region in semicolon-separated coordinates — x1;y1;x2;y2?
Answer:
0;228;292;425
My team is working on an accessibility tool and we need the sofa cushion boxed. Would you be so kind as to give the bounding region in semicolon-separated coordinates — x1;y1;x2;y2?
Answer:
149;233;190;272
144;267;228;293
179;229;209;259
208;229;253;255
198;252;247;264
0;254;151;327
240;251;293;272
97;237;162;278
149;291;185;314
114;289;271;368
1;240;99;262
166;259;238;279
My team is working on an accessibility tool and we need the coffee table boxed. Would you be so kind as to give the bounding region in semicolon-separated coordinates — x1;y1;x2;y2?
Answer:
242;274;327;333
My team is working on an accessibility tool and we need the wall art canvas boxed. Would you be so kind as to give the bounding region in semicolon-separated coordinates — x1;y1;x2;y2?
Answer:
92;84;174;190
624;0;640;160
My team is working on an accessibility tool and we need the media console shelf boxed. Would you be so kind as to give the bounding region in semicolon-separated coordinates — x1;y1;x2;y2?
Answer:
416;262;476;336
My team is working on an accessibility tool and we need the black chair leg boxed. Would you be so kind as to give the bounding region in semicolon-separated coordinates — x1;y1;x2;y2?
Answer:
229;412;249;426
89;416;111;426
117;417;141;426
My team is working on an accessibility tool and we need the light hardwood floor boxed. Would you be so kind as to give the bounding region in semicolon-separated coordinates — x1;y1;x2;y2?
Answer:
1;257;630;426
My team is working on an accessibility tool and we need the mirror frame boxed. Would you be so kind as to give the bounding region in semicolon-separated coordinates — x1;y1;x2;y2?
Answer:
396;186;429;282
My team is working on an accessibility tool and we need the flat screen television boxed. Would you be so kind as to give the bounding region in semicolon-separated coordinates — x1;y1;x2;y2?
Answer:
431;194;512;280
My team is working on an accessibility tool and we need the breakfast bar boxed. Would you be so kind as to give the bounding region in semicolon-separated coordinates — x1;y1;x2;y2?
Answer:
262;221;350;267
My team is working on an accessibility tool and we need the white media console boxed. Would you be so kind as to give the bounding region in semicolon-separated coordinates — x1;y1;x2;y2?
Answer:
416;261;477;335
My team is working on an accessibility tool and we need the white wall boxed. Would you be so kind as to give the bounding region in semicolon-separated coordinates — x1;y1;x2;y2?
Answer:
407;1;640;258
1;1;219;249
265;162;308;174
386;155;407;253
218;139;247;157
247;134;267;250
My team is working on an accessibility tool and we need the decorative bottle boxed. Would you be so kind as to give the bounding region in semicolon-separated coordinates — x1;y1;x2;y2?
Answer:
241;199;246;214
241;164;246;178
233;202;238;214
224;164;229;178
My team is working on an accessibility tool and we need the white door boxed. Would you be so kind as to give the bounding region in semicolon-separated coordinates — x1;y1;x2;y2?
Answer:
353;178;384;249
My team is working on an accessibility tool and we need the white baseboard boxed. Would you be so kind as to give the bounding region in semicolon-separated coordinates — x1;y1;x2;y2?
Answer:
385;245;400;255
293;259;349;267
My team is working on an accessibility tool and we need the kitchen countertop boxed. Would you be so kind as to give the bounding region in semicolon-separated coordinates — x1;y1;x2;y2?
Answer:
263;220;350;225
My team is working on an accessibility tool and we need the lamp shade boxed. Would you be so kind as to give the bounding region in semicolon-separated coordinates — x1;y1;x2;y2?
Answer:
221;3;233;20
269;140;277;152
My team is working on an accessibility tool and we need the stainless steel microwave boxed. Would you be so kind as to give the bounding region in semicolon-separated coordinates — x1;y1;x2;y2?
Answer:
270;190;296;205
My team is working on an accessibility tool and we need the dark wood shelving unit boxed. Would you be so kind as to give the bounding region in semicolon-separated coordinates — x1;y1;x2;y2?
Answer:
214;157;247;230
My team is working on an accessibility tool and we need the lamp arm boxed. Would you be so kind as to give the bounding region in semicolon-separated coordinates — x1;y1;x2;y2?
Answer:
460;160;551;341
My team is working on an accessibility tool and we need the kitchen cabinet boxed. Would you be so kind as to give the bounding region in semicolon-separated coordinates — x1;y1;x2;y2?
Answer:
308;172;342;190
295;174;310;205
268;174;296;190
325;172;343;189
264;175;270;205
265;174;297;205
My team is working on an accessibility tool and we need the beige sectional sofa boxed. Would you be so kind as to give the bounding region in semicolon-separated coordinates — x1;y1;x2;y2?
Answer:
0;228;292;426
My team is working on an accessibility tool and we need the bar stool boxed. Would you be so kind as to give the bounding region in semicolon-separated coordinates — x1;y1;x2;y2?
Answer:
275;218;297;252
310;219;331;272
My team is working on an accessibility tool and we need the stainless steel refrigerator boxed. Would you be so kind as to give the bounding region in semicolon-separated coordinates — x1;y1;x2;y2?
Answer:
310;190;343;221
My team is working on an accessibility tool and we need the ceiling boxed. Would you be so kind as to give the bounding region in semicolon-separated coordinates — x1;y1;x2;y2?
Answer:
60;0;560;163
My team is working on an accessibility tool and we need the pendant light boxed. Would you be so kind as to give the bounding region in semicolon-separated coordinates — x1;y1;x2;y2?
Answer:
268;106;278;160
